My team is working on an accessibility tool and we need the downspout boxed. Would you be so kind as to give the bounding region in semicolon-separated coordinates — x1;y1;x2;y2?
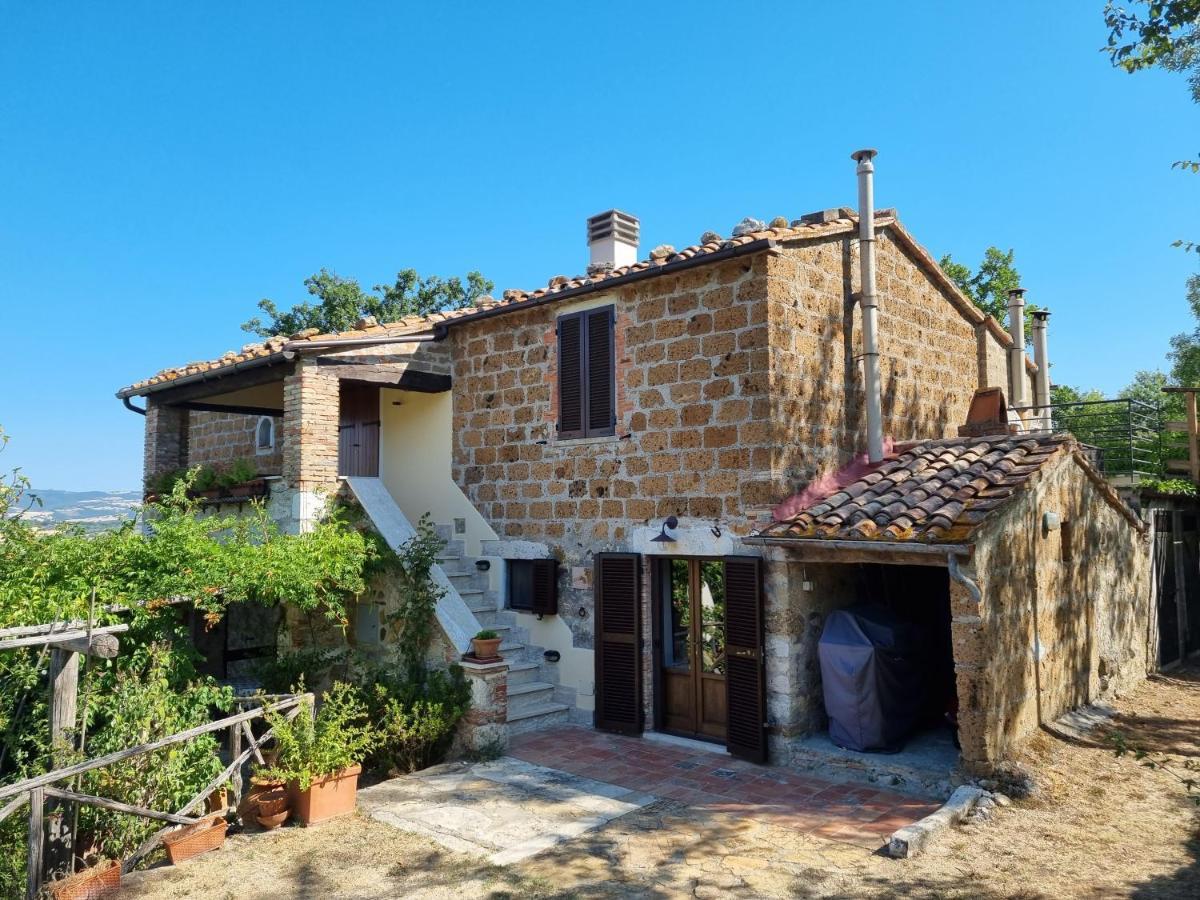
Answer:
1007;288;1028;414
852;148;884;464
1031;310;1052;430
122;396;147;416
947;553;980;605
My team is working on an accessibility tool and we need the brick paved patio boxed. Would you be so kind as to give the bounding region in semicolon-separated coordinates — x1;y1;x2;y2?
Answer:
508;725;941;849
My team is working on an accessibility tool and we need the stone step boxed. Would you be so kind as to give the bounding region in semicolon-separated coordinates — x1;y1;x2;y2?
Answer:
506;681;556;716
506;701;571;735
447;570;489;592
499;639;525;655
505;661;542;686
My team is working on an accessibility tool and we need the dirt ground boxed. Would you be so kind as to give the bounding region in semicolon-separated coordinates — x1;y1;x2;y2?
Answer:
122;667;1200;899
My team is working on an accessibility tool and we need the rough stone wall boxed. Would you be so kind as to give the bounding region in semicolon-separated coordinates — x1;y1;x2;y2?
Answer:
767;231;991;494
450;254;778;652
186;410;282;474
954;453;1151;770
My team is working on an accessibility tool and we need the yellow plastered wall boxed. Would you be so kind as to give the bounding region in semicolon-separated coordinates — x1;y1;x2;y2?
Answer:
379;388;498;557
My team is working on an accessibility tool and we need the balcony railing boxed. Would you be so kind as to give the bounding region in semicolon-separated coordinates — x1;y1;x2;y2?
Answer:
1013;398;1164;483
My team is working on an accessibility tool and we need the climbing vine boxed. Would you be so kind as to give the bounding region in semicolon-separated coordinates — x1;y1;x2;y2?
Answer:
387;513;447;674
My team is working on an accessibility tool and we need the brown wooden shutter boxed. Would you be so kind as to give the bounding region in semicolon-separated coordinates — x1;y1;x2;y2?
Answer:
585;307;615;436
557;312;584;438
531;559;559;616
723;556;767;763
594;552;643;734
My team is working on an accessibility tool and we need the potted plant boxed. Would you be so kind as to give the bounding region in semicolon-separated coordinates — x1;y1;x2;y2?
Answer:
146;468;184;503
48;857;121;899
260;682;372;826
190;465;220;500
223;458;260;497
470;629;502;661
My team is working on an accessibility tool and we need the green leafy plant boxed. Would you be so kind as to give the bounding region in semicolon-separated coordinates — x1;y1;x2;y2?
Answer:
254;648;341;695
191;465;218;493
1140;477;1199;497
217;458;257;489
362;666;470;775
149;468;186;497
473;629;498;641
260;682;373;790
387;514;447;675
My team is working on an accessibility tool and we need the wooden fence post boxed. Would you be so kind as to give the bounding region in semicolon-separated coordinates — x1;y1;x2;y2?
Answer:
45;649;79;877
229;723;243;804
27;786;44;900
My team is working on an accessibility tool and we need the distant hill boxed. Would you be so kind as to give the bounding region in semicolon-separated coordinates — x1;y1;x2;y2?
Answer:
20;489;141;532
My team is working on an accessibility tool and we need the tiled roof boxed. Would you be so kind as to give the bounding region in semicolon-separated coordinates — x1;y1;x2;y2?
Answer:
118;207;1032;397
757;434;1078;545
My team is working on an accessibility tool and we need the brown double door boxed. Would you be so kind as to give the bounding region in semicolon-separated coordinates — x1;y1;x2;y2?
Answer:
338;383;380;477
659;558;728;742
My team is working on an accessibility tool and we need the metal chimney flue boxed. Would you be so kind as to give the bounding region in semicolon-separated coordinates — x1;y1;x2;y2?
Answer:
852;148;884;464
1031;309;1051;430
1007;288;1028;414
587;209;639;273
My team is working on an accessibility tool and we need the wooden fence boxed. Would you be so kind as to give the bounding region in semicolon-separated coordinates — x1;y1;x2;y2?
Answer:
0;693;310;898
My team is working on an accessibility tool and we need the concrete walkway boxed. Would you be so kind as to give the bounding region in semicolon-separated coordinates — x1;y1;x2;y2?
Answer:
358;756;655;864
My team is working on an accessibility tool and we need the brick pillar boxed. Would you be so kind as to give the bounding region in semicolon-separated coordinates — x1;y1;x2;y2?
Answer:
456;658;509;754
142;397;187;493
281;360;340;531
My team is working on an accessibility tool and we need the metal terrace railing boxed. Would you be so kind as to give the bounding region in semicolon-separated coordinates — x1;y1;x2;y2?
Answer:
1015;398;1163;483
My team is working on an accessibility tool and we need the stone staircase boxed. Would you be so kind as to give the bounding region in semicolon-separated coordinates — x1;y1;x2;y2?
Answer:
435;525;570;736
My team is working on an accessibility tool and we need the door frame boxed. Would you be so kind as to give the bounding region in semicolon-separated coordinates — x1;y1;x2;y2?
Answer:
649;555;728;744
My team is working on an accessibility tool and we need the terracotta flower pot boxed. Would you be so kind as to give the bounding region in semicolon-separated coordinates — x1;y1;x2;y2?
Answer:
205;786;229;814
471;637;503;660
255;788;289;818
162;815;227;864
239;774;284;819
49;858;120;900
287;763;361;826
255;809;289;830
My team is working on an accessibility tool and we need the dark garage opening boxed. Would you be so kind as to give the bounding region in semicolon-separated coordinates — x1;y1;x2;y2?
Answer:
800;562;960;774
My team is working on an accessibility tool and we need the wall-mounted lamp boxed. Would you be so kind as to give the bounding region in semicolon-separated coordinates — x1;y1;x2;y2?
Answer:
651;515;679;543
475;559;491;572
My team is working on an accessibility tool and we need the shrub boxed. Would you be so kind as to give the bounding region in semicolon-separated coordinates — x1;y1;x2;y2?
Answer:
363;666;470;775
260;681;373;790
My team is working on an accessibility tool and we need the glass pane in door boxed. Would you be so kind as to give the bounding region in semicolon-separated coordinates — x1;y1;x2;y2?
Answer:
698;561;726;675
663;558;691;670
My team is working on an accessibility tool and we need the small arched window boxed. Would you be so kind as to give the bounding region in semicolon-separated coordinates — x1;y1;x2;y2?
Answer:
255;416;275;454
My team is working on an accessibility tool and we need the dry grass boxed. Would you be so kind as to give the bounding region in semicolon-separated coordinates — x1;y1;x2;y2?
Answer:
124;667;1200;899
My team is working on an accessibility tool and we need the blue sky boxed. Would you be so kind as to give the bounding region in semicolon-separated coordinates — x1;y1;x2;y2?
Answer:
1;1;1196;491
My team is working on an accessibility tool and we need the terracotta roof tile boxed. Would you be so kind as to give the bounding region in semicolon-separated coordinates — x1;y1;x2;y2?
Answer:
756;433;1077;545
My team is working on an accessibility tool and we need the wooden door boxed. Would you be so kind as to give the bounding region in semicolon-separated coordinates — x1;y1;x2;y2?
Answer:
594;553;643;734
656;558;728;743
724;556;767;763
338;383;380;477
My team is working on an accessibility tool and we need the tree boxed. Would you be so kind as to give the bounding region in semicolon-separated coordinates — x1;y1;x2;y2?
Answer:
1104;0;1200;72
939;246;1039;338
1168;274;1200;383
242;268;494;338
1104;2;1200;251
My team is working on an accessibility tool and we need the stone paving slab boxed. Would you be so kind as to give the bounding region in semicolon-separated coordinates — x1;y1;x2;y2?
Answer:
358;756;654;865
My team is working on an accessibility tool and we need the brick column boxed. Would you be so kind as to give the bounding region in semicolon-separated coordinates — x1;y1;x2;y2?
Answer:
142;397;187;493
281;360;340;531
456;658;509;754
949;561;990;772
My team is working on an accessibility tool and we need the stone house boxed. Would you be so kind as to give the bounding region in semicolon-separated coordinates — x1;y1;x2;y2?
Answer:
117;181;1154;775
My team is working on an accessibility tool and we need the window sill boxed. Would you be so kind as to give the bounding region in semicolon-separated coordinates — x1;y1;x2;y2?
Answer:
551;433;620;449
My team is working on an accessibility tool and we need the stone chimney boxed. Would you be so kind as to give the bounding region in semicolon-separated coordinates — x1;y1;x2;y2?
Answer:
587;209;639;273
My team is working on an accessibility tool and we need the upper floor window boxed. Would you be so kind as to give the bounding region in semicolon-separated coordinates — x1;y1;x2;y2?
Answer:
557;305;615;439
255;416;275;454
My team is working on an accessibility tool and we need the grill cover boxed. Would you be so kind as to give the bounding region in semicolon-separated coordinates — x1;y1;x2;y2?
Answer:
818;605;926;752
